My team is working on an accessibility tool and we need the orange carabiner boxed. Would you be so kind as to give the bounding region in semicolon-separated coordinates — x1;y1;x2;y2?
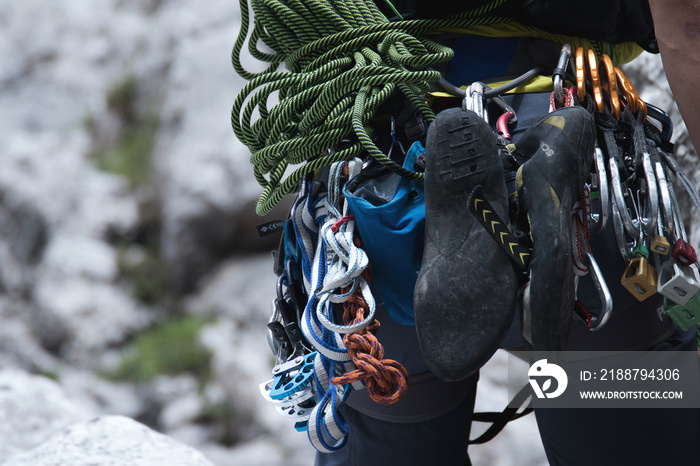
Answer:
614;66;638;114
638;93;648;120
614;66;647;119
576;47;586;102
587;49;604;113
599;54;620;119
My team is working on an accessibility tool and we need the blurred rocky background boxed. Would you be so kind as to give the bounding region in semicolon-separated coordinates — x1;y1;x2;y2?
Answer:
0;1;697;465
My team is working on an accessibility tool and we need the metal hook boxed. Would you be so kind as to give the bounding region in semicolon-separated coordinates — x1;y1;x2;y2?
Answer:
491;94;518;123
609;156;640;239
669;182;688;243
614;66;639;115
640;151;659;236
497;111;516;141
655;161;673;237
609;157;635;261
646;103;673;142
465;81;519;135
490;90;517;141
599;54;621;119
575;47;586;102
614;66;647;119
586;252;614;331
553;44;573;106
591;146;609;232
464;82;488;122
587;49;604;113
611;192;635;262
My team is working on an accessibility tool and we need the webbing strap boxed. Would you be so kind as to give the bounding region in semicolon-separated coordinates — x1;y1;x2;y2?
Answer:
295;159;376;452
469;383;533;445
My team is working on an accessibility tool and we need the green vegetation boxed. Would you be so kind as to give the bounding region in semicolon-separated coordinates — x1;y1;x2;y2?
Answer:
35;369;60;382
195;400;238;446
92;114;159;186
106;75;138;119
87;75;170;303
117;241;171;305
88;75;159;187
103;315;213;385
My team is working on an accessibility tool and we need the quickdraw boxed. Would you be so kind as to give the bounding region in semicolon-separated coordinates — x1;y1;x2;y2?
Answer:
259;158;409;452
570;45;700;330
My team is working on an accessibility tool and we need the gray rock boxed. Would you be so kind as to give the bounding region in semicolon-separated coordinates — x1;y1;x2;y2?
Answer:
3;415;216;466
0;188;47;297
185;255;276;325
32;232;154;359
189;256;317;465
0;296;62;371
152;0;287;294
0;369;97;463
59;368;143;420
0;137;149;359
0;1;150;358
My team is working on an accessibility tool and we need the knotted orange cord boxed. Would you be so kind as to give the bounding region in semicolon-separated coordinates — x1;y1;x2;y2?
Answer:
331;283;409;404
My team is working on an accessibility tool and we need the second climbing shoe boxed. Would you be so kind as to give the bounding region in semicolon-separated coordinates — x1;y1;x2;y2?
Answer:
515;106;596;351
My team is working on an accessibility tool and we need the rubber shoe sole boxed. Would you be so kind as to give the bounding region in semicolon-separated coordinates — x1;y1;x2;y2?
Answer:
515;106;596;351
414;107;519;382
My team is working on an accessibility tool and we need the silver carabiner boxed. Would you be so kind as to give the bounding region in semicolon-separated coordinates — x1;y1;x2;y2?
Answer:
586;252;614;332
654;160;673;237
464;81;488;123
640;151;659;236
669;182;689;243
553;43;573;106
591;146;609;232
609;156;640;239
609;158;635;261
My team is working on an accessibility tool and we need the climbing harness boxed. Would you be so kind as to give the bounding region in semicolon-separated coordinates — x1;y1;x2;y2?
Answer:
234;0;700;454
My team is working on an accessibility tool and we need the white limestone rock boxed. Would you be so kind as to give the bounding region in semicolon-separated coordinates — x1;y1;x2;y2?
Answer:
4;415;216;466
0;369;97;463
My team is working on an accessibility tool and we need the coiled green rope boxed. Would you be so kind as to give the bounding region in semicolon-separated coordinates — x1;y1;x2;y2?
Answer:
232;0;510;215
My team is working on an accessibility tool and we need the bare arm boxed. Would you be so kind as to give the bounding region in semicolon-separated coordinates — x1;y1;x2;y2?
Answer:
648;0;700;151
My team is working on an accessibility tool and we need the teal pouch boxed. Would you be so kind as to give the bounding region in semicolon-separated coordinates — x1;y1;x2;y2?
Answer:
343;141;426;325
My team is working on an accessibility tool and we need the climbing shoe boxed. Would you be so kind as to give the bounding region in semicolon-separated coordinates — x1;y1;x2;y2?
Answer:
414;107;519;382
514;106;596;351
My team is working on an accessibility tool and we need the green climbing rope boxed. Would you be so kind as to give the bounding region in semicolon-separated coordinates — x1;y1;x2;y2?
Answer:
232;0;510;215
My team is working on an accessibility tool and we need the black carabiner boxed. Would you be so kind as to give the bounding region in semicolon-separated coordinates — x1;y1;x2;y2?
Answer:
646;103;673;143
